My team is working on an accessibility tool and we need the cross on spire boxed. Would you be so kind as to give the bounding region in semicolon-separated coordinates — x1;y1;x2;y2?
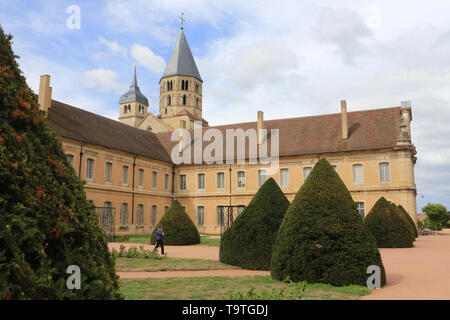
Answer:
179;12;185;30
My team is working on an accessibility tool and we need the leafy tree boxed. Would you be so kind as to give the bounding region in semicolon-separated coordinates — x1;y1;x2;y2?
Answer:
0;26;121;299
364;197;413;248
219;178;290;270
422;203;448;231
271;158;386;287
150;200;200;245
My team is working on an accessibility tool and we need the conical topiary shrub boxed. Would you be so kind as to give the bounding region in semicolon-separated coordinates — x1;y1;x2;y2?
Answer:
391;204;415;242
364;197;414;248
271;158;386;287
398;205;418;238
0;26;121;299
219;178;290;270
150;200;200;245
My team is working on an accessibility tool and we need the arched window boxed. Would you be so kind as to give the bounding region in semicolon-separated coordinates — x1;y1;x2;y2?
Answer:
167;81;170;91
167;95;171;106
181;80;185;90
196;97;199;107
185;81;189;91
183;95;186;105
146;126;152;132
195;83;199;93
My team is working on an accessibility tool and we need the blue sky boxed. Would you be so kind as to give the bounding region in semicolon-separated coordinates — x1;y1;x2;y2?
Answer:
1;0;450;212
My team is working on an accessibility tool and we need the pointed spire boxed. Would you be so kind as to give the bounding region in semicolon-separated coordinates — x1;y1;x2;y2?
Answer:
119;66;149;106
161;28;202;82
131;65;137;87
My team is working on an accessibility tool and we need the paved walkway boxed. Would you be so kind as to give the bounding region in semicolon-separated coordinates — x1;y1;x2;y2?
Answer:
362;230;450;300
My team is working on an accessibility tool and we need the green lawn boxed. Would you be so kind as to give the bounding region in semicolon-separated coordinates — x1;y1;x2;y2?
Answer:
116;257;236;272
119;276;371;300
111;234;221;246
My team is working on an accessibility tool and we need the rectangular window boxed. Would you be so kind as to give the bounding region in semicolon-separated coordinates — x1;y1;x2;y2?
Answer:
217;206;225;226
217;172;225;189
122;165;129;185
303;167;312;182
137;168;144;187
152;171;157;189
197;206;205;226
258;169;267;187
179;174;186;191
102;201;112;227
280;168;290;187
86;158;94;180
137;204;144;226
198;173;205;190
237;171;246;188
104;162;112;182
356;202;365;218
151;205;157;225
379;162;390;182
353;164;364;184
164;206;169;213
120;203;128;226
66;154;74;166
164;174;169;190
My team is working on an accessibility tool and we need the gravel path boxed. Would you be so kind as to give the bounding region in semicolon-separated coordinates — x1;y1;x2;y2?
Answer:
362;230;450;300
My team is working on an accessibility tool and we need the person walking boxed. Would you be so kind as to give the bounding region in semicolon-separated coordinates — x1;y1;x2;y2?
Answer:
154;225;165;255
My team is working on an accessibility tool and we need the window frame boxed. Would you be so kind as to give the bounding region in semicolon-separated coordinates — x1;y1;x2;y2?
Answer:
179;174;187;191
379;162;391;182
280;168;290;187
86;158;94;180
352;164;364;185
217;172;225;190
237;171;246;189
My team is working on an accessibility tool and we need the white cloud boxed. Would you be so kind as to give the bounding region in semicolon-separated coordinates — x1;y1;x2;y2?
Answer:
98;36;127;56
81;69;125;94
314;7;373;64
130;44;166;74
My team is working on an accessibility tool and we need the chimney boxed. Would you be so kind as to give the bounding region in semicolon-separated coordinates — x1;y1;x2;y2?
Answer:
257;110;264;144
38;75;52;115
341;100;348;140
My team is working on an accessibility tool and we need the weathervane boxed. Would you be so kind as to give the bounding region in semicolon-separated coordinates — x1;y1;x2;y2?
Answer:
179;12;185;30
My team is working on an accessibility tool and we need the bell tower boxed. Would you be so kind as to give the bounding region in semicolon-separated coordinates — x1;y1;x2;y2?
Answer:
158;23;206;130
119;67;149;127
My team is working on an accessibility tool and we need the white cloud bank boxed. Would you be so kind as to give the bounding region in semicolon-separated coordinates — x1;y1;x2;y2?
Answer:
130;44;166;74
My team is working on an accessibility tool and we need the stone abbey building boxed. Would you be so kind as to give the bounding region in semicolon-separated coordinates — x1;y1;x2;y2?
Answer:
38;27;418;235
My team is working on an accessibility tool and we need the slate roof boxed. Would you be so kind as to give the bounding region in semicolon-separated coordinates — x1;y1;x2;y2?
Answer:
119;67;149;105
161;29;202;82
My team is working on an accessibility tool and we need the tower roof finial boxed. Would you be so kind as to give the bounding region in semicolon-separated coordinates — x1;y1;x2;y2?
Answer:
179;12;185;30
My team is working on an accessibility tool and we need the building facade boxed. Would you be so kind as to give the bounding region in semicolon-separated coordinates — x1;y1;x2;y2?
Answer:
39;27;418;235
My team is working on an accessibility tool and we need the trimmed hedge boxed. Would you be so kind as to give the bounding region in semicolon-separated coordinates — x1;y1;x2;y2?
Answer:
0;26;121;299
364;197;414;248
397;205;418;237
150;200;200;245
219;178;290;270
271;158;386;287
396;204;418;238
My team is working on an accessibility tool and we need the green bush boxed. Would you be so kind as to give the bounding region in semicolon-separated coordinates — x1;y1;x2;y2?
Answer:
364;197;414;248
271;158;386;287
391;205;415;242
150;200;200;245
397;205;418;238
0;26;121;299
219;178;290;270
111;245;163;260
